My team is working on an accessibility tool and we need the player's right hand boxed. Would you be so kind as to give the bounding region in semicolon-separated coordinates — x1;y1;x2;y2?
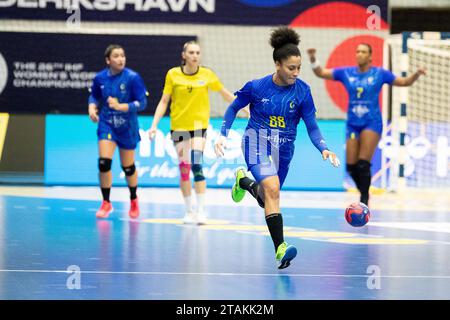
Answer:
148;126;157;140
88;104;99;123
214;135;227;158
306;48;316;62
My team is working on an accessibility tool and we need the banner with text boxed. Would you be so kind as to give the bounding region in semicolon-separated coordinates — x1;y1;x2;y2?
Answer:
0;0;388;26
45;115;346;190
0;32;195;114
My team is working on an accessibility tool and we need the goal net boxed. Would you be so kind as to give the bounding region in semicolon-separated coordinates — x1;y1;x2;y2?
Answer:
384;32;450;190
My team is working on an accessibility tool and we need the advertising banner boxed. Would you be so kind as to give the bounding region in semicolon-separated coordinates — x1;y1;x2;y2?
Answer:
45;115;346;190
0;32;195;114
0;0;388;26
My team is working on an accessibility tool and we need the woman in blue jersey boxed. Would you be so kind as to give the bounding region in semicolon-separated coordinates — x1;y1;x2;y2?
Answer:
214;27;340;269
307;45;425;205
88;44;148;219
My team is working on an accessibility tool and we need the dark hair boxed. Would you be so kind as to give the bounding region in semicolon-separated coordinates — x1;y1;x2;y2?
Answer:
269;26;301;62
359;43;372;54
104;44;124;59
181;40;200;65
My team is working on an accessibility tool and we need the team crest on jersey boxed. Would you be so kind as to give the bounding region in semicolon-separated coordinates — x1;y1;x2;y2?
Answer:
349;77;356;83
289;101;296;112
120;83;126;93
367;76;374;84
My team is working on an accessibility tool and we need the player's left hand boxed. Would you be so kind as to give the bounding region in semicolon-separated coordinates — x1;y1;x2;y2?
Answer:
107;97;128;112
416;68;426;76
322;150;340;168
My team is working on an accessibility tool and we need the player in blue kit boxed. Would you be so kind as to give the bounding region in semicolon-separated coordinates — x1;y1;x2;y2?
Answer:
88;44;148;219
307;45;425;205
214;27;340;269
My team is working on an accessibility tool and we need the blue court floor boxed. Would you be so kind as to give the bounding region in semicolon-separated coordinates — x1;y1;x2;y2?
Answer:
0;186;449;300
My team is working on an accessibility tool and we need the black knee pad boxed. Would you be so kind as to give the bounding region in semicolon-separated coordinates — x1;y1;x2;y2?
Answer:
122;163;136;176
191;150;205;182
98;158;112;173
356;160;371;177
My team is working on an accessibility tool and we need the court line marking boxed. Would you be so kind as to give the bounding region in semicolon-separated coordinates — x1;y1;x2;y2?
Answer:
62;207;77;211
0;269;449;279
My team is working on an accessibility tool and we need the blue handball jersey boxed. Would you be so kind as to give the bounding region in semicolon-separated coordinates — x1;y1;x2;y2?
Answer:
221;74;328;154
89;67;147;130
333;66;396;126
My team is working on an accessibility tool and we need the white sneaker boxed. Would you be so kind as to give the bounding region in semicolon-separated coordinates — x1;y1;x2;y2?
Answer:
196;211;208;225
182;211;197;224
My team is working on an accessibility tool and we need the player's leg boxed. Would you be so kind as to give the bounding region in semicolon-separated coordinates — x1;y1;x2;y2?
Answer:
119;147;139;218
96;139;116;218
273;159;297;269
259;172;297;269
248;154;296;269
191;131;207;224
357;129;381;205
173;131;194;222
233;136;265;207
346;126;361;193
232;168;265;207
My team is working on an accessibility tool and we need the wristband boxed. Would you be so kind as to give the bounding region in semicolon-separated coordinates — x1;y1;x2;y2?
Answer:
311;60;321;69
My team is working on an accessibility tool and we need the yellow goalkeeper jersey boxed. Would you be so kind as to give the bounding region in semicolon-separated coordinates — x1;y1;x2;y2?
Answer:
163;66;223;131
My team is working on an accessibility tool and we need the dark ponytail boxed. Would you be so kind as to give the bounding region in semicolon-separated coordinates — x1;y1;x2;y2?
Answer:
269;27;301;62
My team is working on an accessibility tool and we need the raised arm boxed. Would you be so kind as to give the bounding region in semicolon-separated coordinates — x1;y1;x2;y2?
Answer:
307;48;334;80
393;68;426;86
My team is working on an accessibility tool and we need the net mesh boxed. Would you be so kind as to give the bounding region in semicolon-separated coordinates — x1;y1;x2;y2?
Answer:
407;39;450;188
388;35;450;189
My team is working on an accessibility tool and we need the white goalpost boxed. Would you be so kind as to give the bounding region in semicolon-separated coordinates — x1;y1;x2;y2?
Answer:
382;32;450;192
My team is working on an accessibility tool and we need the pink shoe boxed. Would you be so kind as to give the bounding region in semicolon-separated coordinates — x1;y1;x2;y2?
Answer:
129;198;140;219
96;201;113;219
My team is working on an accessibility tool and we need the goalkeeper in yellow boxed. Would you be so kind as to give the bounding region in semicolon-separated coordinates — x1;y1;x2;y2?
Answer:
149;40;236;224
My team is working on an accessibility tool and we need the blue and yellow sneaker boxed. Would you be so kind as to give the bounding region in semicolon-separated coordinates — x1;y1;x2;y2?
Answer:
231;167;247;203
276;242;297;269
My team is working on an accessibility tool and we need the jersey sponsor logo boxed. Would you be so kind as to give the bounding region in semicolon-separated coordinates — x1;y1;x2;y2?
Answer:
106;115;127;128
198;80;205;85
0;52;8;95
351;104;369;118
261;98;270;104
